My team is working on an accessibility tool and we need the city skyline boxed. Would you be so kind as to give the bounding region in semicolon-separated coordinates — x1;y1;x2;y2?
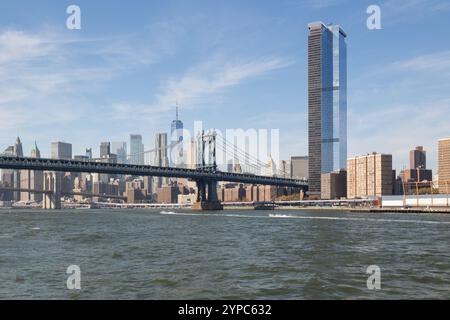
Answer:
1;1;450;172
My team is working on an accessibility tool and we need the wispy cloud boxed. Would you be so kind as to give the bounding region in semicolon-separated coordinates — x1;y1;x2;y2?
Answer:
392;50;450;72
0;26;173;154
149;58;292;113
299;0;347;9
349;50;450;170
111;56;293;120
349;99;450;171
381;0;450;24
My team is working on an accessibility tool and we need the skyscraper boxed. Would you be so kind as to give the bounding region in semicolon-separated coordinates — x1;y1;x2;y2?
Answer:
13;137;23;201
129;134;144;165
410;146;426;169
100;142;111;158
21;142;43;202
154;133;169;189
51;142;72;160
438;137;450;194
111;142;127;164
170;104;184;167
308;22;347;195
85;148;93;159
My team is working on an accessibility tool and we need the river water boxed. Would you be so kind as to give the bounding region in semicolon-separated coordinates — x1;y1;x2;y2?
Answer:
0;209;449;299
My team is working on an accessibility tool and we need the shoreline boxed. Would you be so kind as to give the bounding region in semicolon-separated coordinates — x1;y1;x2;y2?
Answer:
2;205;450;215
225;205;450;214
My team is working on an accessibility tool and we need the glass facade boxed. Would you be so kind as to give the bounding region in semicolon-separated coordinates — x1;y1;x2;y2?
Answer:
129;134;144;165
170;107;184;167
320;23;347;173
308;22;347;194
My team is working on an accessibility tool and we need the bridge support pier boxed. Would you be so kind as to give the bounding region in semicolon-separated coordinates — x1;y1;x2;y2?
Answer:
192;179;223;211
42;171;61;210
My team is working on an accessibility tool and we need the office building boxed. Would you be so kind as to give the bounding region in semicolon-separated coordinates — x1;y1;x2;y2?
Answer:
347;153;392;199
170;105;184;167
111;142;127;164
410;146;426;169
100;142;111;158
321;169;347;200
51;142;72;160
0;146;15;201
13;137;23;201
308;22;347;194
154;133;169;189
280;160;291;178
290;156;309;179
263;155;277;177
20;142;43;202
50;141;72;199
129;134;144;165
400;146;433;193
85;148;93;159
438;137;450;194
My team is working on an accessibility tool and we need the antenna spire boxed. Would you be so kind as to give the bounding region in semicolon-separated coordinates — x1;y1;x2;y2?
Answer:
175;101;179;121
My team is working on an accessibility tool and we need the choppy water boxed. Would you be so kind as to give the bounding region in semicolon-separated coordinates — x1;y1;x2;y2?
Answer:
0;209;449;299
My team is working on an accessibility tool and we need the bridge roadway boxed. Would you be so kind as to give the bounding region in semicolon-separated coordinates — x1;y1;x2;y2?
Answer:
0;156;307;188
0;187;127;200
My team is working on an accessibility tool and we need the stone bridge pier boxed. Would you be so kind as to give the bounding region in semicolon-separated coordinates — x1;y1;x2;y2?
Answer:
192;179;223;211
42;171;61;210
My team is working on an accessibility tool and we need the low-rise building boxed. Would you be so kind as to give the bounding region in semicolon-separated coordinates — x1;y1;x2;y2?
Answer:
321;170;347;200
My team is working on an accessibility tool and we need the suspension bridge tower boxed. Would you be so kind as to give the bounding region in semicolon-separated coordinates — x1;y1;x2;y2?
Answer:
192;129;223;211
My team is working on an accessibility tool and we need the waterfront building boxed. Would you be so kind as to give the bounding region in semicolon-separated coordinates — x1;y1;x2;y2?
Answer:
129;134;144;165
347;153;392;199
308;22;347;195
156;185;180;204
438;137;450;194
321;169;347;200
400;146;433;193
290;156;309;180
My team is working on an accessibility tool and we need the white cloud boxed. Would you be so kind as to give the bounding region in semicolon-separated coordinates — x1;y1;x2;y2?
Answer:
147;57;292;115
348;99;450;172
392;50;450;71
348;49;450;172
381;0;450;24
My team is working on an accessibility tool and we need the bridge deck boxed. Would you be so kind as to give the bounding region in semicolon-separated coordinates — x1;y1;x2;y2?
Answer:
0;156;307;188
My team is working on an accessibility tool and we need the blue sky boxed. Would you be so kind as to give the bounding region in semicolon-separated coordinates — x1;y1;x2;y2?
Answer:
0;0;449;172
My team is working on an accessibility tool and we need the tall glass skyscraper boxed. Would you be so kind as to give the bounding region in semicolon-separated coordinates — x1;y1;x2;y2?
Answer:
170;105;184;167
308;22;347;195
129;134;144;165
